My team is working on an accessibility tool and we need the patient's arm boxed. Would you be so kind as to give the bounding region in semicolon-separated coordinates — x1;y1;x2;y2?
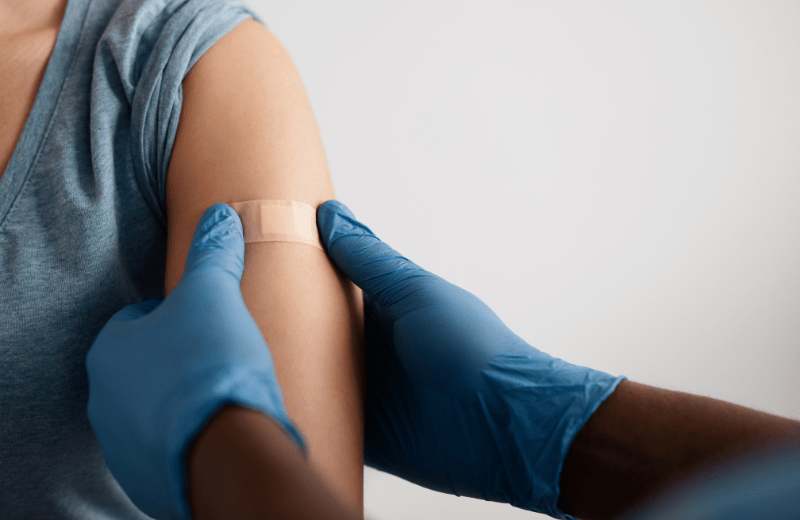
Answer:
162;19;365;514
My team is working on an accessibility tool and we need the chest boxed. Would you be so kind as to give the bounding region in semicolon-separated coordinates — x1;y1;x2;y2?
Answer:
0;28;59;182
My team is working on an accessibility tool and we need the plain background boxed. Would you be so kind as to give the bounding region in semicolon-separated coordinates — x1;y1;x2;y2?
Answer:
243;1;800;518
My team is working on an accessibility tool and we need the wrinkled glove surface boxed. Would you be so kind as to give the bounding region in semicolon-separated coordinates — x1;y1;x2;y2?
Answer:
86;203;306;520
317;199;627;520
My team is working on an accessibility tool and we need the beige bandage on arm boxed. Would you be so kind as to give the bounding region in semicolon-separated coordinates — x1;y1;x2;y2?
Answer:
228;199;323;250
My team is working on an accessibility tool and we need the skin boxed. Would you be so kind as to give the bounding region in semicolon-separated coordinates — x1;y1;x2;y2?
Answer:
5;3;799;518
557;379;800;519
187;375;800;520
0;0;67;37
0;0;69;181
162;18;366;515
187;404;363;520
3;1;368;515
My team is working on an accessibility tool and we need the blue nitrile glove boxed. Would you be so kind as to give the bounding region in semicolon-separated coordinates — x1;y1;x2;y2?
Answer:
86;203;307;520
316;199;627;520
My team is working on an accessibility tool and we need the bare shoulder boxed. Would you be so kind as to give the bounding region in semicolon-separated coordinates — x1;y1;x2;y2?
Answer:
0;0;68;39
165;16;335;294
183;18;296;94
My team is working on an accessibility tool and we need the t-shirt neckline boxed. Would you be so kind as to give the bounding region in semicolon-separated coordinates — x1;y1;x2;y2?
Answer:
0;0;91;227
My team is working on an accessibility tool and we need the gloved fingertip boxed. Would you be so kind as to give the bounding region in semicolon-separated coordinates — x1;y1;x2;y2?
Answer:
320;199;356;220
195;203;243;240
185;203;245;280
317;199;373;252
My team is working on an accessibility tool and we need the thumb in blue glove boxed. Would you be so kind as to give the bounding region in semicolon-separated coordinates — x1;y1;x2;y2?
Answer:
86;203;306;520
316;199;627;520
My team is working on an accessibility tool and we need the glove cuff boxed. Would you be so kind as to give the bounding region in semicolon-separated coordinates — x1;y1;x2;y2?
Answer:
552;372;628;520
482;349;627;519
165;366;308;520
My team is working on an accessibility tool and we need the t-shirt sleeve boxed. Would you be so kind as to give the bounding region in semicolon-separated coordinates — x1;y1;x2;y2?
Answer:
98;0;267;229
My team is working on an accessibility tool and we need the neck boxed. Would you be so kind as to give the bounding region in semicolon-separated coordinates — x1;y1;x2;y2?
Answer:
0;0;69;38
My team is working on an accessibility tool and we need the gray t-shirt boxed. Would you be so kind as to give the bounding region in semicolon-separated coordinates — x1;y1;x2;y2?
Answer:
0;0;264;517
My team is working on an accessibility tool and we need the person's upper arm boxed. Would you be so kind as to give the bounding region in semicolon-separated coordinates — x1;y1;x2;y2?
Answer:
163;18;365;511
164;17;333;283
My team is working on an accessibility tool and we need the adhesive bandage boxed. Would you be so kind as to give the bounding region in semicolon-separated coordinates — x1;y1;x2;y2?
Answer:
227;199;323;251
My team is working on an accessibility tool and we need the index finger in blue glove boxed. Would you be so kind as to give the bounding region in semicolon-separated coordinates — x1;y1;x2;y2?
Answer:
184;202;245;282
316;200;442;313
96;202;242;330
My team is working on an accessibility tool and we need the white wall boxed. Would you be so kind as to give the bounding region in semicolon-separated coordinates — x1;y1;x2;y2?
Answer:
244;1;800;518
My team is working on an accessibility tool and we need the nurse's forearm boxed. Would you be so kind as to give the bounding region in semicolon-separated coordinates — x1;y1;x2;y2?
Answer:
556;379;800;520
186;404;361;520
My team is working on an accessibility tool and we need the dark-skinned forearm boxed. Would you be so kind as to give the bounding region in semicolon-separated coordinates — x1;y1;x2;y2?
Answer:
186;404;362;520
557;379;800;520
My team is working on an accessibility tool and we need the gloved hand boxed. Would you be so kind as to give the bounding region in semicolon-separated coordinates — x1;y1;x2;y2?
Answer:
316;199;627;520
86;203;306;520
